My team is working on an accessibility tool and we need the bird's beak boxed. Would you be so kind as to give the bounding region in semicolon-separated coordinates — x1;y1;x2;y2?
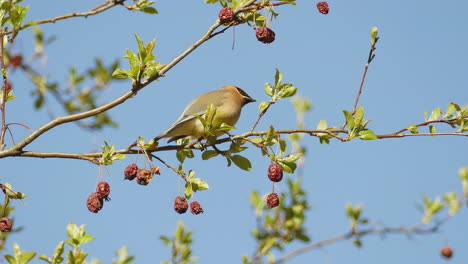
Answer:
246;96;256;103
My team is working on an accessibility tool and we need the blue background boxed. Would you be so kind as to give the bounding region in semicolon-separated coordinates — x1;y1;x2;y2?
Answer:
2;0;468;263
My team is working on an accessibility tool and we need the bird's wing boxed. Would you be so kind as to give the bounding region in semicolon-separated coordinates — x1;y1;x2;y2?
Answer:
154;90;227;141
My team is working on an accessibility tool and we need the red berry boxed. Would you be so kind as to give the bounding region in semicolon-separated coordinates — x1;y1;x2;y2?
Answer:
268;163;283;182
316;1;329;14
190;201;204;215
218;7;235;24
87;192;103;213
256;27;276;44
267;193;280;208
0;217;12;232
136;169;153;185
96;181;110;200
174;196;188;214
9;55;22;68
124;163;139;180
440;246;453;259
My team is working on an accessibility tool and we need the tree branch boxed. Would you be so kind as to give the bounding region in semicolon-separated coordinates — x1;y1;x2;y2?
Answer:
4;122;466;161
274;222;441;264
5;0;124;35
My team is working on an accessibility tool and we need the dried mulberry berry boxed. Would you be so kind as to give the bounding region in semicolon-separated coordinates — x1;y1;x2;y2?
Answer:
96;181;110;200
218;7;234;24
9;55;22;68
3;82;11;92
267;193;280;208
174;196;188;214
256;27;276;44
136;169;153;185
440;246;453;259
316;1;329;14
190;201;204;215
0;217;12;232
124;163;139;180
87;192;103;213
268;163;283;182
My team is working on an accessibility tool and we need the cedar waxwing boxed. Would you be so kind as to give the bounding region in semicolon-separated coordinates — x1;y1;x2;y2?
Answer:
154;85;256;143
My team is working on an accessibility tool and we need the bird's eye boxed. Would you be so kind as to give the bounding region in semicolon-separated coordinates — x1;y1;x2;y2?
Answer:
236;87;250;98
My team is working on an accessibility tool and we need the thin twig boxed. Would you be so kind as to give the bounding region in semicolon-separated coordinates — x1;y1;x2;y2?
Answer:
274;222;440;264
351;37;379;114
0;29;7;150
250;100;274;132
341;37;379;130
151;154;187;181
5;0;123;35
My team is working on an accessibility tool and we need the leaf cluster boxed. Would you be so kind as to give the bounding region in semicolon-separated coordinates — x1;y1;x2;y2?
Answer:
160;221;198;264
112;34;165;85
246;179;309;263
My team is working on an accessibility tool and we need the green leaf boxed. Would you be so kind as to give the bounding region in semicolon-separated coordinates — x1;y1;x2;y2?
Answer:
429;125;436;134
176;149;186;163
370;26;379;39
354;105;364;126
19;252;36;264
231;155;252;171
190;178;209;191
317;119;327;130
444;102;458;119
343;110;354;130
459;167;468;180
274;69;283;88
278;84;297;98
159;236;171;246
353;239;363;248
52;241;65;263
264;83;274;97
443;192;460;216
184;183;193;199
258;101;269;112
201;150;218;160
217;122;235;131
264;125;276;146
459;167;468;195
141;6;158;14
358;129;378;140
408;124;419;134
111;68;129;79
279;138;287;156
428;108;442;121
79;234;95;244
277;159;296;174
4;255;15;264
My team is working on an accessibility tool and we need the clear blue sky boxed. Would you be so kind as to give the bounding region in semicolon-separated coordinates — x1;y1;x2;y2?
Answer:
3;0;468;263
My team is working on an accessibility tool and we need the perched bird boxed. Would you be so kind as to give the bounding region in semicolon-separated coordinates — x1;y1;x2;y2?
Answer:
154;85;256;143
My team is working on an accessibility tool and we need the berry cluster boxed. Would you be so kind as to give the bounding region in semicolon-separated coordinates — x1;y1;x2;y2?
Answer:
124;163;160;185
218;1;330;45
174;196;204;215
266;163;284;208
86;181;111;213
